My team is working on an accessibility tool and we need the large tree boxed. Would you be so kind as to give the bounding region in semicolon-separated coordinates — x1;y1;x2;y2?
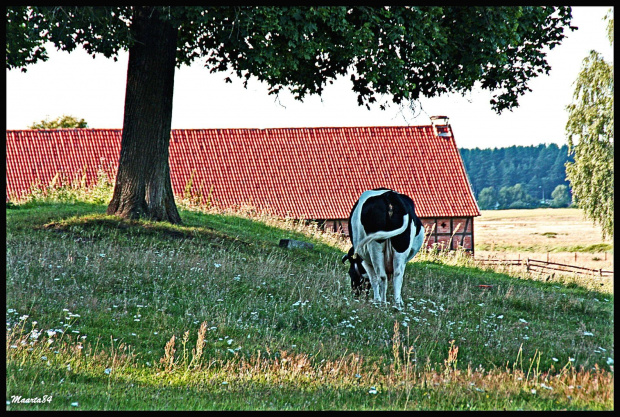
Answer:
7;6;574;223
565;9;613;239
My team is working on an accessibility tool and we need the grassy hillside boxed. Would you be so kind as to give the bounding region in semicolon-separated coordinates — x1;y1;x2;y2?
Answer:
6;201;614;410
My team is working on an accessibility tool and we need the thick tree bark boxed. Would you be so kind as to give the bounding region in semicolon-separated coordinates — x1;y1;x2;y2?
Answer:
107;6;182;224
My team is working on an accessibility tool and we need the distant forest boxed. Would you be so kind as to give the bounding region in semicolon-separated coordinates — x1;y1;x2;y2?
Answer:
459;144;574;210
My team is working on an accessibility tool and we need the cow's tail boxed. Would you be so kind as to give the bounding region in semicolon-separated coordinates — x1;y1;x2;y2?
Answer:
356;214;410;257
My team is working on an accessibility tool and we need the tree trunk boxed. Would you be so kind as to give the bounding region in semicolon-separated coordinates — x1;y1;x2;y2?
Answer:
107;6;182;224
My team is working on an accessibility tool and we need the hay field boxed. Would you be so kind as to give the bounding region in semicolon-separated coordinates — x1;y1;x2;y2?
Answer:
475;208;613;271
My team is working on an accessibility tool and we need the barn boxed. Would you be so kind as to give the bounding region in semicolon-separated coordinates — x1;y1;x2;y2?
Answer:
5;117;480;252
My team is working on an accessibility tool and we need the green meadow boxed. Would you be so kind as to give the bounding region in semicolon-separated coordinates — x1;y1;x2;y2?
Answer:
5;185;614;410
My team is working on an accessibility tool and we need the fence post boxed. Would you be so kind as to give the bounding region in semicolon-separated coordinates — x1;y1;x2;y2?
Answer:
526;258;530;273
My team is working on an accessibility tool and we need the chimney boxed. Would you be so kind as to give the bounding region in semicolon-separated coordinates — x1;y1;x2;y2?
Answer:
430;115;452;138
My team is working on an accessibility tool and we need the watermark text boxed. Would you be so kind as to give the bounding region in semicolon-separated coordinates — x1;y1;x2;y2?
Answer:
10;395;53;404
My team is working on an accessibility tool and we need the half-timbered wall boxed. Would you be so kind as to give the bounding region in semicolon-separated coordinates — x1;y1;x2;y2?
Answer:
322;216;475;253
421;217;474;252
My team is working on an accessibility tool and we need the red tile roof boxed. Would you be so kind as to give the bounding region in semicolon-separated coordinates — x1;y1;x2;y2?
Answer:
6;126;480;219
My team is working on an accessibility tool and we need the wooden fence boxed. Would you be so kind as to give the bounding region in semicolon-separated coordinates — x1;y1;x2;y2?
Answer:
475;258;613;278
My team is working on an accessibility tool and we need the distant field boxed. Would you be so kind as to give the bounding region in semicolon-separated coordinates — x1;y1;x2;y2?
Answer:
475;208;613;271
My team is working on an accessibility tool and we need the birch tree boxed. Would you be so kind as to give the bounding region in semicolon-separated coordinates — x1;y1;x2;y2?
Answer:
565;9;613;239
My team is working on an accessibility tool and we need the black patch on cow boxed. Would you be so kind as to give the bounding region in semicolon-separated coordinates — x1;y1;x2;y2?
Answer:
398;192;423;238
358;190;422;253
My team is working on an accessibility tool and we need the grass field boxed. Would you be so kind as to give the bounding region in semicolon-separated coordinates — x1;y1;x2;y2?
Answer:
475;208;613;271
5;183;615;410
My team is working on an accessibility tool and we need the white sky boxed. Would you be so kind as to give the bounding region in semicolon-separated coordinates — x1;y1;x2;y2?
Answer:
5;6;613;149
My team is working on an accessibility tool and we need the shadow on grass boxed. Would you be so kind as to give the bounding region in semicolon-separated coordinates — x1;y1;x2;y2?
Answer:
40;213;267;250
9;201;328;255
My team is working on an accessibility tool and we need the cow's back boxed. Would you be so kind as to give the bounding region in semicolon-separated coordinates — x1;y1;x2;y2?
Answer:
349;188;423;254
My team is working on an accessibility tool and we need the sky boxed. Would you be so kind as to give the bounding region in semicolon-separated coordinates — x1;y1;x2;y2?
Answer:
5;6;613;149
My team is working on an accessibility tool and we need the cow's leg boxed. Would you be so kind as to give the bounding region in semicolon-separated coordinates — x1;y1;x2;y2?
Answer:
391;252;408;310
361;260;379;304
367;241;388;304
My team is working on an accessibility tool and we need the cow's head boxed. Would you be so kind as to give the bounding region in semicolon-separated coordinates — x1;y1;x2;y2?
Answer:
341;247;370;298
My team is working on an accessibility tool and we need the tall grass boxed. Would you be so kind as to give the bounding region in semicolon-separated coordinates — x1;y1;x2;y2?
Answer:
6;174;614;410
9;169;115;207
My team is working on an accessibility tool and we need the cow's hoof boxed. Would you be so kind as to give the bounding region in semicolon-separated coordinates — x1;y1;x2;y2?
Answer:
393;303;404;311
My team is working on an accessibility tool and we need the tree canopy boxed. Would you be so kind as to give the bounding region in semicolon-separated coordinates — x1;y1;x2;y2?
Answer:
8;6;574;113
6;6;575;223
460;144;573;208
565;9;613;239
550;184;571;208
30;115;88;129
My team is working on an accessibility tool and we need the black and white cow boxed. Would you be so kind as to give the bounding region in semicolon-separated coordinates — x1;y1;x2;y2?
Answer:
341;188;424;310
